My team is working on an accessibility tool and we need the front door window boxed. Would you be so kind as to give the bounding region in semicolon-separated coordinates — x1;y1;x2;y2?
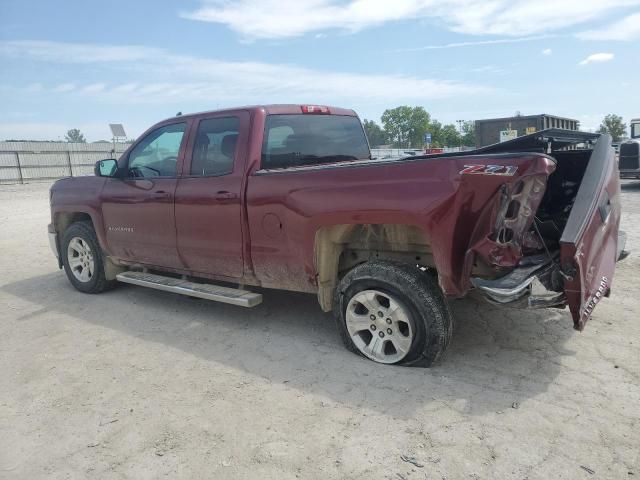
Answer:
128;123;186;177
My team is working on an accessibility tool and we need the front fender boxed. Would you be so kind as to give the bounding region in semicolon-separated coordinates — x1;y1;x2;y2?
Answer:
50;176;109;252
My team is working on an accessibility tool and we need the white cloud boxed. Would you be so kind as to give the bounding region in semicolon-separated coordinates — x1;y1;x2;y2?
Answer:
578;52;614;65
53;83;76;93
111;83;139;93
542;48;552;55
577;12;640;40
0;40;491;104
397;34;554;51
81;83;106;94
25;83;43;92
0;40;157;63
180;0;640;39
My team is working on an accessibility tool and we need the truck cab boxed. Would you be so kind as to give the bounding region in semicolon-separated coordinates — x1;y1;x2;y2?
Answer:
619;118;640;178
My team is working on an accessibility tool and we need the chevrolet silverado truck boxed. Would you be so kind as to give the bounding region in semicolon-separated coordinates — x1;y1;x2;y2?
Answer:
48;105;627;367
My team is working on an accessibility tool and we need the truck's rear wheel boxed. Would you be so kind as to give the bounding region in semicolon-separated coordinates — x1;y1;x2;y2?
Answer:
333;261;452;367
61;221;115;294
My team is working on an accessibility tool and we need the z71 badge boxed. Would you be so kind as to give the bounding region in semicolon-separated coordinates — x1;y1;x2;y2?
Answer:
459;165;518;176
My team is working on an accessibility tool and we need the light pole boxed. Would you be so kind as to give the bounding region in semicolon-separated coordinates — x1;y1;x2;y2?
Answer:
456;120;464;151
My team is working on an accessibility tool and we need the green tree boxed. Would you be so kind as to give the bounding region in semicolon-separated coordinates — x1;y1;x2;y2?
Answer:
362;119;387;147
428;120;442;147
65;128;86;143
439;124;461;148
597;114;626;141
460;120;476;147
381;106;431;148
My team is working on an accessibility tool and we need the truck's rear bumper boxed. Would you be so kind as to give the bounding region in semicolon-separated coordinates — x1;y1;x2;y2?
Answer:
471;257;565;309
472;230;628;310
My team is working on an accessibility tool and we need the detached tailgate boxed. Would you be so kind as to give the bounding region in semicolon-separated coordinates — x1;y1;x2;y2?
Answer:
559;134;622;330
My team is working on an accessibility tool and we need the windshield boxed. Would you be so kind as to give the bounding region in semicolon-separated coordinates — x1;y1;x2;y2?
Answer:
632;122;640;139
261;114;371;169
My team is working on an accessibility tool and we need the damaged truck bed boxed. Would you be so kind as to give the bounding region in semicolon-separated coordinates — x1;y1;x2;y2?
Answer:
431;128;626;330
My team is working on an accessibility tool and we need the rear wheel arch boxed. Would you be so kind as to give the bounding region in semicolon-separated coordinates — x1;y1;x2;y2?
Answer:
314;223;435;311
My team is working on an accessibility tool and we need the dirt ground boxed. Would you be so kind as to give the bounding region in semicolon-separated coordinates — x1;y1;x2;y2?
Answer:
1;181;638;480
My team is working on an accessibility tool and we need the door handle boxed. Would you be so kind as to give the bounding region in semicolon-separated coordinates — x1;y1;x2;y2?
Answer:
598;191;611;223
215;191;238;201
151;190;172;199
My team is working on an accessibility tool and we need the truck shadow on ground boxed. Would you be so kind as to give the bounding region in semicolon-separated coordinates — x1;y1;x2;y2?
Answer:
3;272;577;417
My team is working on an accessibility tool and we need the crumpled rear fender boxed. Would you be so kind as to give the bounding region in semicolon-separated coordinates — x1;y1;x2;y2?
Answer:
427;153;556;297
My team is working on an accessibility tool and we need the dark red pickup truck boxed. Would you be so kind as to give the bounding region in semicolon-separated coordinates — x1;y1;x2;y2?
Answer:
48;104;627;366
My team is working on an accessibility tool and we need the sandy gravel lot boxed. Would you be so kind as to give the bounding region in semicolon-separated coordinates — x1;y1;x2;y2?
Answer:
1;181;639;480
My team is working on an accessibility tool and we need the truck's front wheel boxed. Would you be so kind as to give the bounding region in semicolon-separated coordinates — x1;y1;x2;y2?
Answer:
61;221;115;294
333;261;452;367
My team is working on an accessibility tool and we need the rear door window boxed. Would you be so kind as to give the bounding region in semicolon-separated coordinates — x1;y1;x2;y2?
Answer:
189;117;240;176
261;115;370;170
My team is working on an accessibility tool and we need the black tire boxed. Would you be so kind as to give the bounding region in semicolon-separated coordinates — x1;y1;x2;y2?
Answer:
333;260;453;367
61;221;115;294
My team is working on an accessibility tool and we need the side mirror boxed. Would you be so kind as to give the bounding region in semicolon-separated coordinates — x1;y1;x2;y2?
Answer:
95;159;118;177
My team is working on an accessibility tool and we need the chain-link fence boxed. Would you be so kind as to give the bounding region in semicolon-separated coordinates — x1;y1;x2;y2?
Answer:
370;148;423;160
370;146;472;160
0;142;129;184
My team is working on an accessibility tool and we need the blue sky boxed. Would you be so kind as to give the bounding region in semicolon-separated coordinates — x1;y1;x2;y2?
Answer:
1;0;638;141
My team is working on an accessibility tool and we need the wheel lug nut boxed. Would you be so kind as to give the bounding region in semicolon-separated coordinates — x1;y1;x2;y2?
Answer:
370;314;376;321
377;311;384;317
378;332;385;338
386;318;392;324
387;328;392;335
370;324;376;331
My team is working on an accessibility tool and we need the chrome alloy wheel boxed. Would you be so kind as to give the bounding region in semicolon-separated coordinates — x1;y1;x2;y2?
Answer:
67;236;95;283
345;289;414;364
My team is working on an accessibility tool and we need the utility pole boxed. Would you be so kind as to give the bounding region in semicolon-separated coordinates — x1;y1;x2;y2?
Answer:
456;120;464;151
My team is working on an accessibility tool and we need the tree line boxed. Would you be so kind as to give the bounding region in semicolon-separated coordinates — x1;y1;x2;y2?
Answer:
363;106;475;149
3;114;630;146
363;108;633;149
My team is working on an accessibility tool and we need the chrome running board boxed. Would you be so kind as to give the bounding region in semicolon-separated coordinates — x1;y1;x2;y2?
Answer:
116;271;262;307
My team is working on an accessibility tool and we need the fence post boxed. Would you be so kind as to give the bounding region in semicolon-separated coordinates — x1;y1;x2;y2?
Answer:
66;151;73;177
15;152;24;185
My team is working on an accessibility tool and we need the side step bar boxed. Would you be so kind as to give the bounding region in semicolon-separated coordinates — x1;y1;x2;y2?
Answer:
116;271;263;307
